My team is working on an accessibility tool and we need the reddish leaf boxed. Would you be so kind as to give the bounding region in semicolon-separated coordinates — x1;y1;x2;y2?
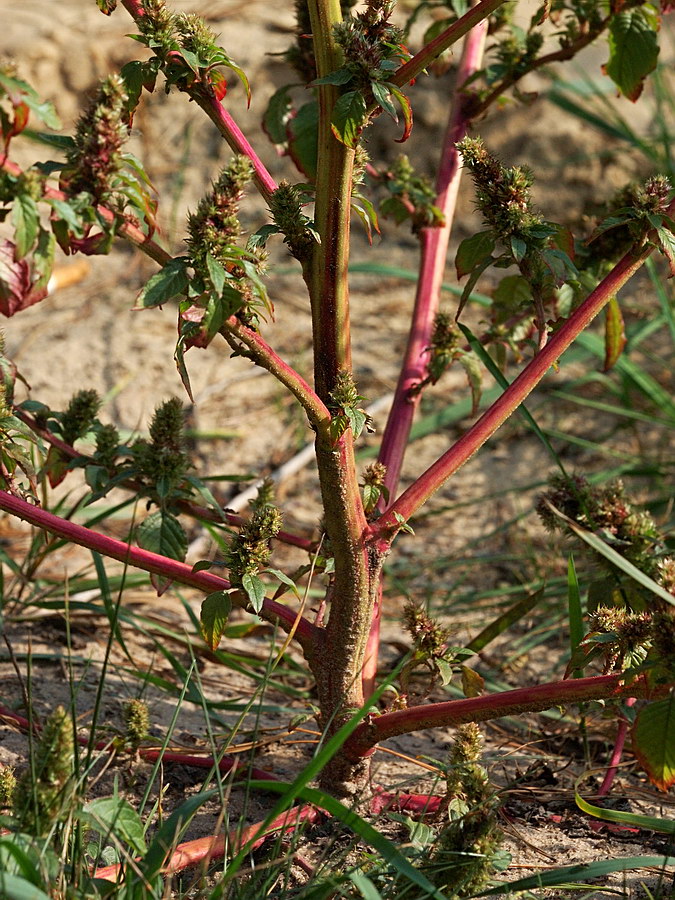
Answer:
0;240;48;317
603;296;626;371
391;88;413;143
45;445;69;488
210;70;228;101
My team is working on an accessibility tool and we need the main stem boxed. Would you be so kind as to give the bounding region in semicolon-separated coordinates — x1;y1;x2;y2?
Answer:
305;0;378;795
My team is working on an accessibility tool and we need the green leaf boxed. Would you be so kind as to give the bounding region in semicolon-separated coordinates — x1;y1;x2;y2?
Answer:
11;194;39;259
287;101;319;180
567;555;584;678
200;590;233;650
371;80;397;121
603;295;626;371
247;224;281;252
263;86;293;147
312;68;354;86
136;510;187;562
135;257;189;308
632;695;675;791
96;0;118;12
265;567;300;597
603;7;660;102
457;349;482;416
455;231;495;280
241;572;266;613
79;797;146;855
331;90;367;148
205;253;227;296
654;222;675;277
509;235;527;262
390;88;413;143
350;870;383;900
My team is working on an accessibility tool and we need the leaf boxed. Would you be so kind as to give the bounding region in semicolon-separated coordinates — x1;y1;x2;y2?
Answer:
632;695;675;791
200;590;233;650
205;253;227;296
44;445;70;488
241;572;266;613
96;0;118;12
247;224;281;251
135;257;189;308
391;87;413;142
654;221;675;277
461;665;484;697
0;239;47;317
331;90;367;148
312;68;354;86
602;7;660;102
371;80;397;121
11;193;39;259
136;510;187;562
603;296;626;371
266;567;300;597
287;101;319;180
457;349;482;416
79;797;146;854
263;86;293;147
509;235;527;263
455;231;495;280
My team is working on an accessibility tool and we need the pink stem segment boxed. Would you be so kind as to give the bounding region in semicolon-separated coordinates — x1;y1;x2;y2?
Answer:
598;696;637;797
0;490;321;653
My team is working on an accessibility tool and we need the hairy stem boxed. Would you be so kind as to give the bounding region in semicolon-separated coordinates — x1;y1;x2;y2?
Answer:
344;673;662;759
0;490;321;653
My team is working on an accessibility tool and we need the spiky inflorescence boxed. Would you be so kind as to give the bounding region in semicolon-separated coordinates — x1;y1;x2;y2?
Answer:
334;0;404;88
403;601;450;658
138;0;177;48
456;137;542;239
537;474;665;581
186;156;253;271
226;503;282;588
61;389;101;446
431;723;502;897
14;706;75;836
94;423;120;470
123;698;150;750
65;75;129;202
268;182;316;261
0;765;16;809
132;398;188;489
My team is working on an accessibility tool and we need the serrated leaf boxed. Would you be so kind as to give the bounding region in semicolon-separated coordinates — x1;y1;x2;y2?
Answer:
345;406;368;438
80;797;145;854
241;572;266;613
206;253;227;297
331;90;367;148
200;590;233;650
247;224;281;252
11;193;39;259
136;510;187;563
602;7;660;102
603;296;626;371
509;235;527;263
135;257;189;308
455;231;495;280
632;695;675;791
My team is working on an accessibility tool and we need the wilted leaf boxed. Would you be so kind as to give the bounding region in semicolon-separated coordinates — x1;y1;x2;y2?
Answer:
603;296;626;371
200;590;233;650
632;695;675;791
461;665;484;697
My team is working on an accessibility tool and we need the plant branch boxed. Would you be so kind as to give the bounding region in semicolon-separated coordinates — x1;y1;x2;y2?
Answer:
370;217;674;544
1;158;171;266
0;490;321;653
389;0;507;91
12;409;317;553
344;673;663;759
221;318;332;433
119;0;277;204
378;13;488;502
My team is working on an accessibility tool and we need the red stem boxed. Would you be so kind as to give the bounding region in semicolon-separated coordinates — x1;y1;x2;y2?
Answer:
597;696;636;797
378;13;488;503
344;673;662;760
0;491;321;653
370;214;674;544
94;804;321;881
